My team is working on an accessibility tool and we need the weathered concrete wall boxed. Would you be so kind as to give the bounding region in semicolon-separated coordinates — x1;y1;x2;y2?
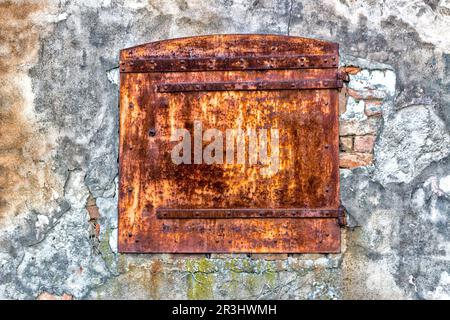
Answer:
0;0;449;300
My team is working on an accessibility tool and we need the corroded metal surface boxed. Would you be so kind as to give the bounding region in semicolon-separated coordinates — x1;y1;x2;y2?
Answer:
157;79;343;92
156;208;341;219
119;35;342;253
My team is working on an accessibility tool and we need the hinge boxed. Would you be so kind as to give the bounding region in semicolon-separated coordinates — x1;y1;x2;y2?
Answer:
337;68;350;82
120;54;339;73
337;205;347;227
157;79;343;93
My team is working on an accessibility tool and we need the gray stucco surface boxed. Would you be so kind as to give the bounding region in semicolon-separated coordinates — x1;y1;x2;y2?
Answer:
0;0;449;299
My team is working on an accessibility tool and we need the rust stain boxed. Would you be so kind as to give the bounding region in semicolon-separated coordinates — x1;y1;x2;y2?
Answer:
0;1;59;221
118;35;343;253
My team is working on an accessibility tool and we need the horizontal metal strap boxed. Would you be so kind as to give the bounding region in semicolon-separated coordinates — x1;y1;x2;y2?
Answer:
156;208;341;219
157;79;342;92
120;54;338;72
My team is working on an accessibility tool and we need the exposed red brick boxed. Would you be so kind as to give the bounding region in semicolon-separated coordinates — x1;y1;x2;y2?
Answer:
347;88;386;100
343;66;361;74
339;152;373;168
339;118;379;136
95;223;100;237
354;135;376;153
365;100;383;116
87;206;100;221
339;136;353;152
37;292;73;300
86;195;100;220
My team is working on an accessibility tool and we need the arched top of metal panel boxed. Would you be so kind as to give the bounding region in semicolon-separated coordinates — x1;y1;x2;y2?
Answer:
120;34;339;73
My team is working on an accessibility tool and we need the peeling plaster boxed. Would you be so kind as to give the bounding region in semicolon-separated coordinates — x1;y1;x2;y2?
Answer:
0;0;449;300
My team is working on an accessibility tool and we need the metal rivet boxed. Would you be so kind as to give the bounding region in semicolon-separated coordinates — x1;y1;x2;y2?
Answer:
129;102;134;109
127;187;133;193
148;128;156;137
324;144;330;149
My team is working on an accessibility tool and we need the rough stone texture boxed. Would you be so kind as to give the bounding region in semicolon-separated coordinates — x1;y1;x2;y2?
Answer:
0;0;449;300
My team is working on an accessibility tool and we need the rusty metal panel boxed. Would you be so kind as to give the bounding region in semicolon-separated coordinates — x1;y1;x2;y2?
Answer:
119;35;343;253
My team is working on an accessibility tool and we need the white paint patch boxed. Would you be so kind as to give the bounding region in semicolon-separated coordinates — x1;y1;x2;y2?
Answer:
408;275;417;292
439;175;450;195
348;69;396;96
341;96;367;121
122;0;147;10
106;68;120;86
35;214;50;240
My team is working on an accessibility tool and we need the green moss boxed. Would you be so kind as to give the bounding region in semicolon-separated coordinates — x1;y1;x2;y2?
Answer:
263;270;277;288
224;258;239;272
241;259;253;272
187;273;214;300
224;258;257;273
244;274;260;295
185;258;217;299
186;257;216;273
98;226;115;270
